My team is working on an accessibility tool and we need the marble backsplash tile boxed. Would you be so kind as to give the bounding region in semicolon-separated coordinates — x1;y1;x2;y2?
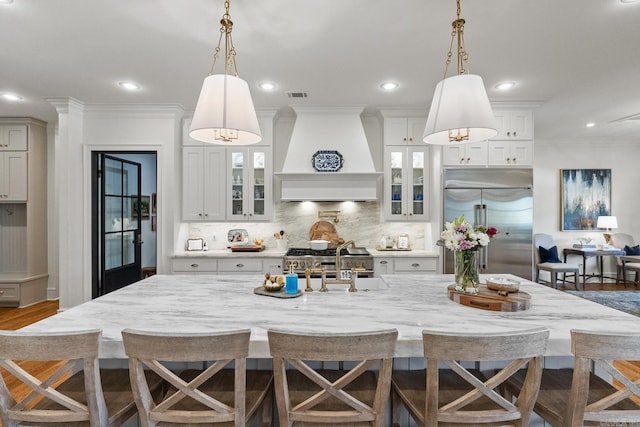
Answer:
187;201;435;251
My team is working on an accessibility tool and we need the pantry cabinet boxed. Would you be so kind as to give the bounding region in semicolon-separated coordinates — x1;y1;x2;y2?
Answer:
0;125;27;150
383;146;430;221
0;151;28;201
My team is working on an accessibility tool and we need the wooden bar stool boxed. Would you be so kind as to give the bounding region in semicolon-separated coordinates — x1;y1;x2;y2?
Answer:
141;266;156;279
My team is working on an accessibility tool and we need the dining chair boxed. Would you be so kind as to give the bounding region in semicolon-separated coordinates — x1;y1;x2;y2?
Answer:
122;328;273;427
609;232;640;284
504;329;640;426
0;329;161;427
534;233;581;289
391;327;549;426
267;328;397;427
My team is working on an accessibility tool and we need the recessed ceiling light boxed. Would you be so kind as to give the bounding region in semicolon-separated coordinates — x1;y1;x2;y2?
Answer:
620;0;640;4
0;0;14;5
380;82;399;91
258;82;276;91
1;93;22;101
495;81;516;91
586;122;596;128
118;81;141;91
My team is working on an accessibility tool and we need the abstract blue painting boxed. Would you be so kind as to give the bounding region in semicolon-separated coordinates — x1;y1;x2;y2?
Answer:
561;169;611;230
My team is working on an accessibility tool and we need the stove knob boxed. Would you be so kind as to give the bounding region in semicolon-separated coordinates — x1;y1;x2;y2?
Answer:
314;261;321;269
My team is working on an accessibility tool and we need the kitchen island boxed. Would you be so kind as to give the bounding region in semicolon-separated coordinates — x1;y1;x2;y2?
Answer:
22;274;640;359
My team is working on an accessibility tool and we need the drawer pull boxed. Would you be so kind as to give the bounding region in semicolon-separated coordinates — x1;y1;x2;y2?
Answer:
411;263;420;267
380;260;388;265
236;263;244;268
191;263;199;268
0;290;4;294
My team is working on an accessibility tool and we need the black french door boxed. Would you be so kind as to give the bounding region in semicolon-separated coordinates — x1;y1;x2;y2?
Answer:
92;154;143;297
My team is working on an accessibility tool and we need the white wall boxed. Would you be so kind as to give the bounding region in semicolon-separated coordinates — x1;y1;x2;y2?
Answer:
48;100;183;309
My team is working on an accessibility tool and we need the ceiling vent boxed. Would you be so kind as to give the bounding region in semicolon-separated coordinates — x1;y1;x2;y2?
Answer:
286;91;308;98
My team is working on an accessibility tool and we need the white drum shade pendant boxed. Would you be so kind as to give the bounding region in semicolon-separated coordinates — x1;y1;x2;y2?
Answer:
190;74;261;145
424;74;497;145
189;0;261;145
423;0;497;145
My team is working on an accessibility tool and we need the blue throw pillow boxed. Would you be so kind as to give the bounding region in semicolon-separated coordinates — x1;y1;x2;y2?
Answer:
624;244;640;255
539;245;562;263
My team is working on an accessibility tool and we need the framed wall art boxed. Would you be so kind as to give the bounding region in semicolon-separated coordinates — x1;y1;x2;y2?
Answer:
560;169;611;230
131;196;150;220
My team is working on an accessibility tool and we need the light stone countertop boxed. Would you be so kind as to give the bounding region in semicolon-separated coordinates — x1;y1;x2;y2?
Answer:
171;248;439;259
22;274;639;359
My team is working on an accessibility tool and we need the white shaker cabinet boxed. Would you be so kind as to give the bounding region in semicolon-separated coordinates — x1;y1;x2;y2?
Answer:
441;142;488;166
0;125;27;150
182;146;226;221
0;151;28;201
383;146;429;221
487;140;533;166
493;109;533;140
383;117;427;146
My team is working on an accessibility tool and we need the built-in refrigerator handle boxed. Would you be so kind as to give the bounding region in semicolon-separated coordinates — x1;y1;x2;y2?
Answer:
474;204;488;270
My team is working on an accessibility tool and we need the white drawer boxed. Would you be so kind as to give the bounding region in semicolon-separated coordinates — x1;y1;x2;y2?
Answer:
0;283;20;302
394;257;437;272
218;259;262;273
172;259;217;273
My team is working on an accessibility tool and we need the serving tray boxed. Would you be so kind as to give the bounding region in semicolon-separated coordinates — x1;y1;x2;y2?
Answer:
253;286;302;298
447;284;531;312
311;150;343;172
230;245;265;252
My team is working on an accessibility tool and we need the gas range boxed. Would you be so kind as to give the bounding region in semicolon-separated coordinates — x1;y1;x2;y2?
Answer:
283;247;374;277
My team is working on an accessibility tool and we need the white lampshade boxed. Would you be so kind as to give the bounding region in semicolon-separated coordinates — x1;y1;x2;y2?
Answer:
423;74;498;145
597;215;618;230
189;74;262;145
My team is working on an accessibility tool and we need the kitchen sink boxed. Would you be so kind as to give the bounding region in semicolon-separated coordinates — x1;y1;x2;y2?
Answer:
304;277;389;292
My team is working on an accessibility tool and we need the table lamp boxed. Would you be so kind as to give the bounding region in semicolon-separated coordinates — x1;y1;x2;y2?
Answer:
596;216;618;244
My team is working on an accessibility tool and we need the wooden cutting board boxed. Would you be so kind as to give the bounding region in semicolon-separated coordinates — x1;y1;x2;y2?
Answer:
447;284;531;312
308;221;344;248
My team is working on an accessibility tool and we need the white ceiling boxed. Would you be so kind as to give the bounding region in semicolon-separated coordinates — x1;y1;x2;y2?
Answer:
1;0;640;142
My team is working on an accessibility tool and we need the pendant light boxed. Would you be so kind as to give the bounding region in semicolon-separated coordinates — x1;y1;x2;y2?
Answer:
189;0;261;145
423;0;497;145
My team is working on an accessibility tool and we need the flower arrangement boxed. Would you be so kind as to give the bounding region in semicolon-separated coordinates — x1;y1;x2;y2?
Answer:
440;215;497;253
440;215;497;293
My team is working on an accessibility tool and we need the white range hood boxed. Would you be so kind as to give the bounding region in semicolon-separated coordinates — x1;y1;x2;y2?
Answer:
275;107;382;201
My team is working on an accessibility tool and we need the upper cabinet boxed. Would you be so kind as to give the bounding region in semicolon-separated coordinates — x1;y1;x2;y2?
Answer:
227;147;272;221
383;146;430;221
0;125;27;151
493;110;533;140
442;108;535;167
181;112;275;222
383;117;427;146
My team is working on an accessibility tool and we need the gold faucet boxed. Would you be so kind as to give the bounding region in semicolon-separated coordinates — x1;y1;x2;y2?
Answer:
303;241;364;292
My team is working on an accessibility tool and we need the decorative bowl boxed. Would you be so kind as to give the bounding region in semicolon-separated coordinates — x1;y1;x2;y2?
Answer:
486;277;520;294
263;281;284;292
308;240;330;250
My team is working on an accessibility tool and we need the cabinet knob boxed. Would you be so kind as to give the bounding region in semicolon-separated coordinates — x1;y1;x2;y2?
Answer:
409;213;413;216
513;131;517;137
408;137;413;142
249;213;252;216
466;157;471;163
198;213;202;216
507;131;511;136
512;157;517;163
403;137;407;141
236;263;244;268
459;158;465;164
191;263;199;268
204;213;208;217
506;157;511;163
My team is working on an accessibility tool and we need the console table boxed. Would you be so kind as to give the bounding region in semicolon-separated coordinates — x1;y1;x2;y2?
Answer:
563;247;625;284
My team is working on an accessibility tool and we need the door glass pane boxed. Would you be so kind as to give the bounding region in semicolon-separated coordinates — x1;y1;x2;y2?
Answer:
253;151;265;215
122;162;137;196
391;151;403;215
105;233;122;270
412;151;424;215
104;158;122;195
123;231;135;265
105;196;122;231
231;151;244;215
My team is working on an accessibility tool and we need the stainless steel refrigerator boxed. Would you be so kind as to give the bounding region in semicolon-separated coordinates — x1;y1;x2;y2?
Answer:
443;168;533;280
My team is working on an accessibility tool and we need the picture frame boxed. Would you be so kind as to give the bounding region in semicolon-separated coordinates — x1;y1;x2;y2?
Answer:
560;169;611;231
151;215;157;232
186;238;204;251
397;234;410;249
131;196;150;220
151;192;157;214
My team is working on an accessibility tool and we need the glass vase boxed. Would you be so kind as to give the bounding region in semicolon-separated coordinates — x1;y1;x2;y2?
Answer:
454;250;479;294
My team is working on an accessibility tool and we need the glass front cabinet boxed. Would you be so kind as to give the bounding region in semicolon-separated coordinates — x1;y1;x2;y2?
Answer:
227;147;272;221
383;146;429;221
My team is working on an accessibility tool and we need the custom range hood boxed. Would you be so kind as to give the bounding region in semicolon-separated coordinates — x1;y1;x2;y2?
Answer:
275;107;382;201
